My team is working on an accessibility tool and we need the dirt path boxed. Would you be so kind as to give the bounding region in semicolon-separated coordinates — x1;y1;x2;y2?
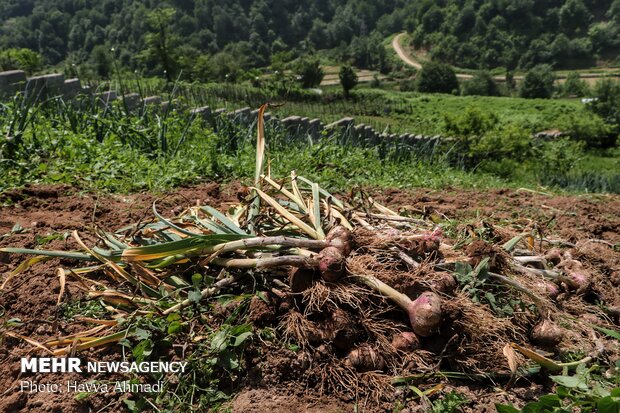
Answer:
392;33;474;80
392;33;422;70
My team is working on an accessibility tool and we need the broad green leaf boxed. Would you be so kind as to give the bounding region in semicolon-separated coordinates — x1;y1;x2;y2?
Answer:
590;325;620;341
233;332;252;347
167;321;183;335
132;339;153;363
494;404;520;413
536;395;561;408
74;392;93;401
188;290;202;304
257;291;269;304
473;256;490;278
503;235;523;252
550;374;587;390
229;324;252;336
598;396;620;413
191;273;202;287
211;330;228;351
134;328;151;340
455;261;472;276
217;349;239;370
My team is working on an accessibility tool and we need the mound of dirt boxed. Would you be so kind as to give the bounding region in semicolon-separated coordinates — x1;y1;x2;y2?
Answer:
1;184;619;413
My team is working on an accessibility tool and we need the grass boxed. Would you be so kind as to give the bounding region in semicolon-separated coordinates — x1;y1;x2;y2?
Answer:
0;81;618;196
253;87;586;137
0;89;511;196
496;362;620;413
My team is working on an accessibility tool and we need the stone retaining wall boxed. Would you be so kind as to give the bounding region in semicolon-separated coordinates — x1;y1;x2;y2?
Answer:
0;70;445;149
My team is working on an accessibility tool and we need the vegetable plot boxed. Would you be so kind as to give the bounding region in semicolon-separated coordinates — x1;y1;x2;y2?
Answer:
2;105;619;408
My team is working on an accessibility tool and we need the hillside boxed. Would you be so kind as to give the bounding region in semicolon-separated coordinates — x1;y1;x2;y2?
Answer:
404;0;620;70
1;0;619;80
0;0;401;80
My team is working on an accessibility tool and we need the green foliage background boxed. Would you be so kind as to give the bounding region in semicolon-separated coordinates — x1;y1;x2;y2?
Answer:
1;0;619;78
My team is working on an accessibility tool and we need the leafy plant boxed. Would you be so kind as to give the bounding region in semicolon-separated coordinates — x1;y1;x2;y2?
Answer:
339;64;358;96
295;57;325;88
462;71;500;97
520;65;556;99
416;61;459;94
431;391;468;413
496;363;620;413
455;257;526;317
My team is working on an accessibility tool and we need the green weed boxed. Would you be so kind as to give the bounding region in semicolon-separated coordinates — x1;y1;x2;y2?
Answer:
496;363;620;413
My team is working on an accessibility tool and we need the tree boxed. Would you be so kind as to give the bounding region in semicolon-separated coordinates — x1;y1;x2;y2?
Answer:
339;64;358;96
520;64;555;98
588;79;620;142
348;33;388;72
561;72;588;97
143;8;179;81
462;71;499;96
308;19;330;49
416;62;458;94
559;0;592;35
421;5;444;32
505;71;516;92
295;57;324;88
89;45;112;79
588;22;618;54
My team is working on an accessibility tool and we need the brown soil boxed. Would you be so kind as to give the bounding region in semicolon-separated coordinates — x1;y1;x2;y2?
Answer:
1;184;619;413
375;187;620;244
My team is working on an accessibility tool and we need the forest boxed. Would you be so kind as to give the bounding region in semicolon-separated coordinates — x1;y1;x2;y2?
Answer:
1;0;619;81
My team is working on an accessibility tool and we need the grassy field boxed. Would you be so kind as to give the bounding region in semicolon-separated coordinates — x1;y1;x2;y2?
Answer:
266;88;586;135
0;95;506;196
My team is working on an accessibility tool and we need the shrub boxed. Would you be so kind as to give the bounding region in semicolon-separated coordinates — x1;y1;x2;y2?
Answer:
444;107;497;137
520;64;556;99
443;107;531;167
416;61;459;94
462;71;500;96
561;72;589;97
0;48;43;74
399;79;417;92
532;138;585;182
339;64;358;96
558;112;616;148
588;78;620;138
370;74;382;88
473;124;531;161
295;57;324;88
